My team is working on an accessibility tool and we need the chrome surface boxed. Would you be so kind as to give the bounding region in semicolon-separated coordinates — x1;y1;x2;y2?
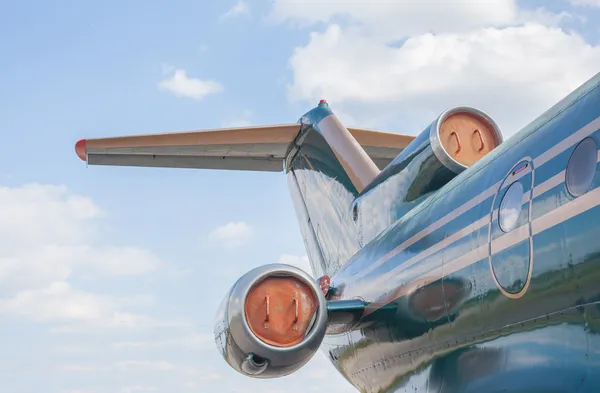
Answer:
347;106;503;247
429;106;504;174
213;263;328;378
286;73;600;392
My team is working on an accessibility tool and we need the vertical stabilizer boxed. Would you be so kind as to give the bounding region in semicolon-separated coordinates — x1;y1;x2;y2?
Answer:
313;101;381;192
285;101;380;277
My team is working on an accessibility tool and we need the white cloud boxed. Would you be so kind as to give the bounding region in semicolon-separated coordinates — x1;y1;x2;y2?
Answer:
207;221;254;248
158;69;223;101
0;184;161;293
570;0;600;6
0;282;158;332
0;282;115;322
221;1;250;19
277;2;600;136
0;183;166;332
517;7;573;26
270;0;520;37
0;184;100;250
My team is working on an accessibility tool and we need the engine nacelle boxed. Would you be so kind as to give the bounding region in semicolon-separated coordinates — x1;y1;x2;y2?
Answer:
213;263;328;379
355;106;504;243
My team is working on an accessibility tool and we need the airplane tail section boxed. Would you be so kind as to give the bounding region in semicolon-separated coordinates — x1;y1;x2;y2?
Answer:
74;102;414;277
284;101;413;277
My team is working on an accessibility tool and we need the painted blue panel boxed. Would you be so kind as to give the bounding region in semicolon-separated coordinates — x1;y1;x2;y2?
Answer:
490;240;530;295
310;73;600;393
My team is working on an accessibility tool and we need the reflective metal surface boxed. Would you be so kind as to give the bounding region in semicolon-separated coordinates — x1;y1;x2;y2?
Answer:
429;106;503;174
284;72;600;392
214;263;328;378
286;122;362;276
353;106;503;246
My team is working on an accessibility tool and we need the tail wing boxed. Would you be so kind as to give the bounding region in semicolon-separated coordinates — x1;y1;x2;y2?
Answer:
75;117;415;277
75;124;414;172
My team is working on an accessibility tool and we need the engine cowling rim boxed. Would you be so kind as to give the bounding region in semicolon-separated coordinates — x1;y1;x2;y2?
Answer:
430;106;504;175
233;263;328;355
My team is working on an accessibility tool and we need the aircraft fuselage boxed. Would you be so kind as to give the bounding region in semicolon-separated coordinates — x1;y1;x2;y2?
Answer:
303;77;600;392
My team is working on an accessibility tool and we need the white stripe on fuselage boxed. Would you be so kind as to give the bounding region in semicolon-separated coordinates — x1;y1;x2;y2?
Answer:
366;183;600;312
354;116;600;281
360;155;594;292
533;116;600;167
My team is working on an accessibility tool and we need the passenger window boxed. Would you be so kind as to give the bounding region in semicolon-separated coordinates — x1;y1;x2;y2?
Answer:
499;181;523;233
566;137;597;197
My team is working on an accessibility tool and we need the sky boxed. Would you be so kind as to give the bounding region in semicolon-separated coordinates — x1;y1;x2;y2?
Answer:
1;0;600;392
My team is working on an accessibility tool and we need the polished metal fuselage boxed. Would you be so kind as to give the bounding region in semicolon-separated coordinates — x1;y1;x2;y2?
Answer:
289;74;600;392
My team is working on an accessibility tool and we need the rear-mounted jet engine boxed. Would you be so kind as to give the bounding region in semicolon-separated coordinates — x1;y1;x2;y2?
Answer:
354;106;504;242
214;264;329;378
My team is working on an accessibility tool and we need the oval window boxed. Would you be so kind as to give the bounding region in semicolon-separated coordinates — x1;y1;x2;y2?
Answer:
499;181;524;233
566;137;597;197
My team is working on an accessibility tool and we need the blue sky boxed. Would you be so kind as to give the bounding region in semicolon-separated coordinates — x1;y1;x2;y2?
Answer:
1;0;600;392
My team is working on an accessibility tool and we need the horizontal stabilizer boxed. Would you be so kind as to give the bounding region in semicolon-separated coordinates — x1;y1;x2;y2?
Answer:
75;124;415;172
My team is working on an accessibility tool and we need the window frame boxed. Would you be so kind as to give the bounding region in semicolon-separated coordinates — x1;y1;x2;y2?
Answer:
565;137;598;198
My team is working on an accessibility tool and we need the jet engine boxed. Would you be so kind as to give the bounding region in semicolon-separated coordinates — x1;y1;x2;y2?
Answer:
394;105;504;206
363;106;504;196
355;106;504;242
213;263;328;378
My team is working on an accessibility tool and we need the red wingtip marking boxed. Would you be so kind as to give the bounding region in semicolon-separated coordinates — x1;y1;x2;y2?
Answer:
75;139;87;161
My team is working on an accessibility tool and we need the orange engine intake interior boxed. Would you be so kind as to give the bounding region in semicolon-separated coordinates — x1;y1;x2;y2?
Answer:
439;112;500;167
244;276;318;347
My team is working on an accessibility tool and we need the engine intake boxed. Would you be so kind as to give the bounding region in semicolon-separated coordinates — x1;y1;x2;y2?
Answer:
430;106;503;172
354;106;503;243
214;264;328;378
